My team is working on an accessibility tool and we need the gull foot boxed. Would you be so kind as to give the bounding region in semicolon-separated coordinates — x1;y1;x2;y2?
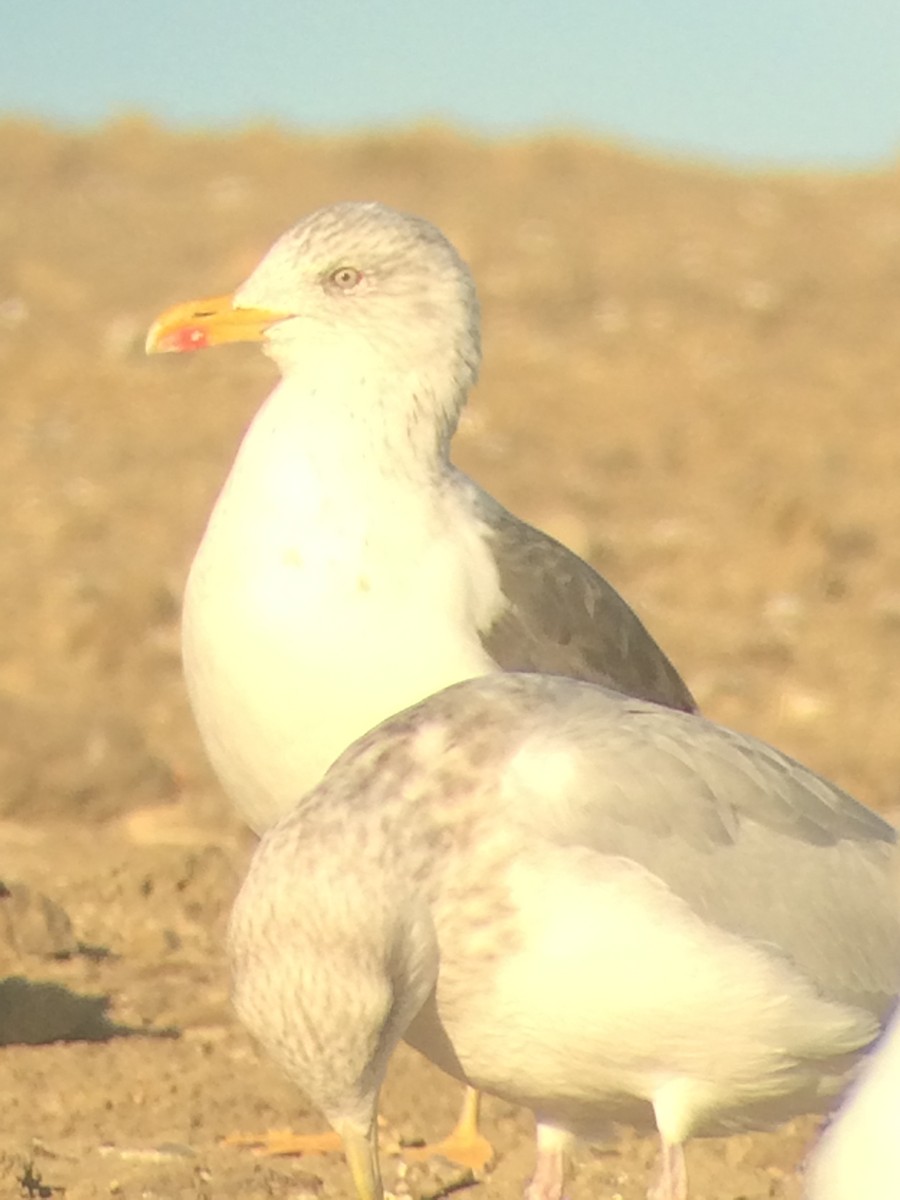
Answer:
403;1086;495;1172
403;1128;495;1172
221;1128;343;1157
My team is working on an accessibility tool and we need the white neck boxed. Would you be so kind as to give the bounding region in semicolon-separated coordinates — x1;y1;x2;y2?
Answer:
257;330;466;485
206;344;468;573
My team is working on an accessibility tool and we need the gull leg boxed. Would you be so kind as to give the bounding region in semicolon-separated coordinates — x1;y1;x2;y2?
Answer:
647;1139;687;1200
524;1122;572;1200
403;1086;495;1171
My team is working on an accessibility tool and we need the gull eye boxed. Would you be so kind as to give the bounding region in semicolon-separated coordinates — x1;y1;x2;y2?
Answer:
328;265;363;291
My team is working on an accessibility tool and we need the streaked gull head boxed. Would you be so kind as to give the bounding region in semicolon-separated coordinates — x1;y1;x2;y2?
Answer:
147;201;481;440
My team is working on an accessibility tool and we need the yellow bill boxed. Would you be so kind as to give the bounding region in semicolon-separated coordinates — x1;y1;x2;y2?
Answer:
145;291;291;354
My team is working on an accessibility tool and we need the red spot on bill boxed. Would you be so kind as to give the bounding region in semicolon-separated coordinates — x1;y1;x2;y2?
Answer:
174;326;209;352
155;325;210;353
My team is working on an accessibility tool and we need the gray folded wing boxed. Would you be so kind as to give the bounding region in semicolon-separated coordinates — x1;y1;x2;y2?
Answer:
470;489;696;713
497;677;899;1010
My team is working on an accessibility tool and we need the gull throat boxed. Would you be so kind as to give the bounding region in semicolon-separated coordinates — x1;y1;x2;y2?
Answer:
261;339;467;485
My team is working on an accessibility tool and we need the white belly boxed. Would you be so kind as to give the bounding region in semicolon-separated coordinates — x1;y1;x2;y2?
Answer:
183;481;500;833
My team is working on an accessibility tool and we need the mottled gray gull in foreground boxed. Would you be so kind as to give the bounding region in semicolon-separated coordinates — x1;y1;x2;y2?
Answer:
146;202;694;1163
229;673;900;1200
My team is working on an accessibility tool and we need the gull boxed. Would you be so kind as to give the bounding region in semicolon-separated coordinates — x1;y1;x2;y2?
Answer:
146;201;695;1164
229;673;900;1200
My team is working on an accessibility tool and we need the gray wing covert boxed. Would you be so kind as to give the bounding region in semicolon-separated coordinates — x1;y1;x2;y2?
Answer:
472;492;696;714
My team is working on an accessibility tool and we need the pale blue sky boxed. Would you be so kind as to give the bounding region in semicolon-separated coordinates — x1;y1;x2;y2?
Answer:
3;1;899;168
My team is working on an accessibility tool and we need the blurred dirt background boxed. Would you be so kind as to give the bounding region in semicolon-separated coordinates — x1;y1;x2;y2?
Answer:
0;118;899;1199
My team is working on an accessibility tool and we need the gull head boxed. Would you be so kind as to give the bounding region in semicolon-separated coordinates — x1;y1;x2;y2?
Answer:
146;201;482;401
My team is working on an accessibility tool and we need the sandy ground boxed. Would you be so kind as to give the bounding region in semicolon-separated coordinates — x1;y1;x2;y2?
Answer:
1;118;899;1199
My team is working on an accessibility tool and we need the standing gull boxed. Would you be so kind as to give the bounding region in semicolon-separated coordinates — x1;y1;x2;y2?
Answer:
146;201;695;1163
229;673;900;1200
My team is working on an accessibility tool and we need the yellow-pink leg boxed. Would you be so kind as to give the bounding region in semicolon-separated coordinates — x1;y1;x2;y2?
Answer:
403;1086;495;1171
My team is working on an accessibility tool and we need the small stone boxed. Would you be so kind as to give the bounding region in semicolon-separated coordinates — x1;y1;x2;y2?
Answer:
0;881;78;957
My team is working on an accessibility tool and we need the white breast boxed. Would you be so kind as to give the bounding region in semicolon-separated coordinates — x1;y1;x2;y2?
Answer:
183;385;503;833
